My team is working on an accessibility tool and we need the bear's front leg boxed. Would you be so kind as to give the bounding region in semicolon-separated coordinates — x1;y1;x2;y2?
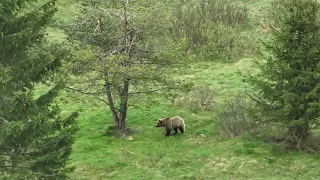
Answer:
166;129;171;136
179;127;184;134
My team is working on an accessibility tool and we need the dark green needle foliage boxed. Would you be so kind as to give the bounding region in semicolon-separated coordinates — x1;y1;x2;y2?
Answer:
250;0;320;148
0;0;78;179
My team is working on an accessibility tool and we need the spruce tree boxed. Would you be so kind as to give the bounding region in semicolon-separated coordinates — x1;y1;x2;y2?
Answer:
250;0;320;142
0;0;78;179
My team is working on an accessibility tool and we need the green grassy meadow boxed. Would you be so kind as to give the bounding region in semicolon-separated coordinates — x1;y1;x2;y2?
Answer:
48;0;320;179
63;60;320;179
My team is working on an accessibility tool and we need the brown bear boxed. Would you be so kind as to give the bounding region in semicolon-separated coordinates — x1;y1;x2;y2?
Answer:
155;116;185;136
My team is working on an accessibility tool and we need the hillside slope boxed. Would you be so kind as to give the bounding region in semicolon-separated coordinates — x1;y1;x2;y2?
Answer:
49;0;320;179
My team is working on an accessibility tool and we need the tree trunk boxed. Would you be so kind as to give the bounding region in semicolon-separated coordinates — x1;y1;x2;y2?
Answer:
117;0;130;132
119;80;129;131
105;81;120;129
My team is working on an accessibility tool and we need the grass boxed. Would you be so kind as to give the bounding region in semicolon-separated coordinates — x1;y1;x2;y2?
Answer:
61;59;320;179
55;57;320;179
65;98;320;179
55;0;81;23
41;0;320;179
177;58;256;101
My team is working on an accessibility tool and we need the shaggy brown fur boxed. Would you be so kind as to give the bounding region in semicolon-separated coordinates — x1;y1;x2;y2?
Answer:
155;116;185;136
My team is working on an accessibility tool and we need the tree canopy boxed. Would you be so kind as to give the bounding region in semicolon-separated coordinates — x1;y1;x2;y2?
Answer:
250;0;320;144
64;0;188;132
0;0;78;178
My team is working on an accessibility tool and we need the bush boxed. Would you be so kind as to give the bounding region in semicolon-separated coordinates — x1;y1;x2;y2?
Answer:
267;130;320;153
215;95;258;137
174;85;215;113
205;0;249;27
169;0;256;60
203;23;258;60
216;96;320;152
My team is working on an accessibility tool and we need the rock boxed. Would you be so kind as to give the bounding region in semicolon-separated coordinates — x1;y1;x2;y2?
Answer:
127;136;133;141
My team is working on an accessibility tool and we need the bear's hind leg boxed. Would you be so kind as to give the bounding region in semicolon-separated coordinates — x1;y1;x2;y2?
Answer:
173;128;178;134
179;127;184;133
166;129;171;136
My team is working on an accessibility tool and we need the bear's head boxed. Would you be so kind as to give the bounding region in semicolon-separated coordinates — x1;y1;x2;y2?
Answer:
155;118;168;127
155;119;163;127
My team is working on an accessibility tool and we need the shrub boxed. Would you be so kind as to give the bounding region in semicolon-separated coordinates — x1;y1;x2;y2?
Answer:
268;130;320;153
169;0;255;60
205;0;249;27
174;85;215;113
215;95;258;137
204;23;257;60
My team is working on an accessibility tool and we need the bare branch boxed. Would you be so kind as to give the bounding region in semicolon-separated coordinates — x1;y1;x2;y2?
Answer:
66;86;101;95
129;87;168;95
93;17;103;33
0;116;9;124
65;86;122;112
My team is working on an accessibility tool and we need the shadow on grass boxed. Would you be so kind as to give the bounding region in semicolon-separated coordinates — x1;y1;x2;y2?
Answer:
102;125;135;137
